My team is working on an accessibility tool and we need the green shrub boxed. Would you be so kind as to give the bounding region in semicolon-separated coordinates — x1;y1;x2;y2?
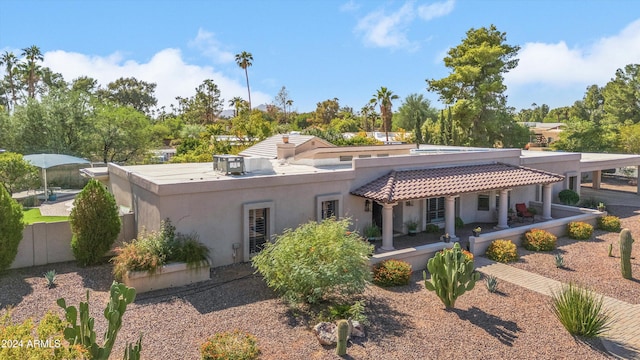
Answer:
112;219;209;281
0;185;25;271
319;300;369;325
598;216;621;232
523;229;557;251
362;223;381;238
425;223;440;233
558;189;580;205
252;218;373;304
373;259;412;287
455;217;464;229
0;310;88;359
200;330;259;360
551;283;612;337
70;179;121;266
567;221;594;240
486;239;519;263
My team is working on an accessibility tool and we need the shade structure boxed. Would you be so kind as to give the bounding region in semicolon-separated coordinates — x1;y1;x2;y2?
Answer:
23;154;90;200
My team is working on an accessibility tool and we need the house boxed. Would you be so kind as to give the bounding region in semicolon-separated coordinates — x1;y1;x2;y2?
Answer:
81;134;640;268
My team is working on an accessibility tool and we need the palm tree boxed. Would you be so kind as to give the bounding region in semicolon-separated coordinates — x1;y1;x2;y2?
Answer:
229;96;245;117
20;45;44;99
0;51;20;110
370;87;399;141
235;51;253;110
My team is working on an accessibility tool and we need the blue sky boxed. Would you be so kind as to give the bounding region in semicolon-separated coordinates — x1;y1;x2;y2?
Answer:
2;0;640;114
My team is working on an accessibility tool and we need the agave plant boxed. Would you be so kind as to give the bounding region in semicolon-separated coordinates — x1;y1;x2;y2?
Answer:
485;275;498;293
555;254;565;268
44;269;57;288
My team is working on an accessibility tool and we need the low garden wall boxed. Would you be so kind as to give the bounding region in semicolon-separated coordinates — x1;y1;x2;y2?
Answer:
123;262;211;293
10;213;136;269
370;242;454;273
469;203;601;256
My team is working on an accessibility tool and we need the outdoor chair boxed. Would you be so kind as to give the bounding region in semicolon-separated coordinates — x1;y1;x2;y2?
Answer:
515;203;534;223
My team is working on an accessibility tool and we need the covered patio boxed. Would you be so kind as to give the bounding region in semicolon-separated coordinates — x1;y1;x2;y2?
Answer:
351;162;565;251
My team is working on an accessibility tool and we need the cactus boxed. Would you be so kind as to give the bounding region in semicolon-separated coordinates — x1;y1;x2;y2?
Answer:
335;319;349;356
555;253;565;268
620;229;634;279
57;281;141;360
423;242;480;308
608;243;613;257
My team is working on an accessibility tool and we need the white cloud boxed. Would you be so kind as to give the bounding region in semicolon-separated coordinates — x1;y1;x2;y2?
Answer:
340;0;360;12
417;0;455;21
42;48;271;110
506;19;640;87
188;28;235;64
354;0;455;50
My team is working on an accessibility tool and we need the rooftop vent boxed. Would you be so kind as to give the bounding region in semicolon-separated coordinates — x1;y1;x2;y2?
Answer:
213;155;245;175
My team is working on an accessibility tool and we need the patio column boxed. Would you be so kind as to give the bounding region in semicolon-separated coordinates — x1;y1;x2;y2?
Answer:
496;189;510;229
542;184;553;220
444;195;459;241
592;170;601;190
380;202;397;251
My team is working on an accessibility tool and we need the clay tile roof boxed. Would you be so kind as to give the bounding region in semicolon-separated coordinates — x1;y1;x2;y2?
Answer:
350;163;564;203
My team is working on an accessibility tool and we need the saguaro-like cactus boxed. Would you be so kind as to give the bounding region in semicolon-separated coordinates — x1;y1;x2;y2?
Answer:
620;229;634;279
335;319;349;356
57;281;140;360
424;242;480;308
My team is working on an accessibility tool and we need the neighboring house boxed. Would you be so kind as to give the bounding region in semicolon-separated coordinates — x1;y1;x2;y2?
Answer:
521;122;565;149
81;134;640;268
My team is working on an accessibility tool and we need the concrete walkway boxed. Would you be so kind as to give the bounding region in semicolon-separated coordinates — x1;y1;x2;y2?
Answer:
474;256;640;359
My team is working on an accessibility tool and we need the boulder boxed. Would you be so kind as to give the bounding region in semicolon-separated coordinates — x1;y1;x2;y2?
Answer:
349;320;365;338
313;322;337;345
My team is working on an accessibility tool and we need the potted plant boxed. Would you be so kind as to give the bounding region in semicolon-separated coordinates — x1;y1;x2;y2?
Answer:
597;202;606;212
472;227;481;237
441;233;451;243
363;223;381;241
405;218;419;236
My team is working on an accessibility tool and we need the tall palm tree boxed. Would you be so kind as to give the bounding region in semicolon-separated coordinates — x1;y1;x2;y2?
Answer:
370;86;399;141
20;45;43;99
0;51;20;110
235;51;253;110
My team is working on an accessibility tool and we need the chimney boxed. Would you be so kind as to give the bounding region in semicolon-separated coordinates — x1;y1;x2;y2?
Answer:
277;135;295;160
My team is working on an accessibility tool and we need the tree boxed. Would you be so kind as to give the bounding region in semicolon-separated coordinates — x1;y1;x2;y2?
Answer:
395;94;437;144
91;104;153;163
70;179;121;266
0;152;39;195
274;86;291;123
370;87;399;141
252;218;373;304
235;51;253;109
0;184;24;271
427;25;520;147
229;96;246;117
619;123;640;154
602;64;640;125
191;79;224;124
314;98;340;125
0;51;20;111
96;77;158;116
19;45;44;99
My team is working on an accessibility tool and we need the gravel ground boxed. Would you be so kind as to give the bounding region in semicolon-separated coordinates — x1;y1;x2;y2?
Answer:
3;185;637;359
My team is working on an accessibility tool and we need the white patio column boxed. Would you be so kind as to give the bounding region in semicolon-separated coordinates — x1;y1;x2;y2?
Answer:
496;189;510;229
542;184;553;220
592;170;601;190
380;202;397;251
444;195;459;241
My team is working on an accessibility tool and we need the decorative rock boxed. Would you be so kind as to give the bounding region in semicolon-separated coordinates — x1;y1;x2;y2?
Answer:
313;322;337;345
349;320;365;338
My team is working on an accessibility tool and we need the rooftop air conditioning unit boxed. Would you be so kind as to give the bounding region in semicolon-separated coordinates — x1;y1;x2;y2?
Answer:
213;155;245;175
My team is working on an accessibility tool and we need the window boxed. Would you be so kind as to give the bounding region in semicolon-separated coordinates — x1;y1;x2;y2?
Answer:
426;197;445;223
477;194;490;211
339;155;353;162
569;176;577;191
321;200;337;219
249;208;269;255
358;154;371;158
316;193;343;221
243;201;275;259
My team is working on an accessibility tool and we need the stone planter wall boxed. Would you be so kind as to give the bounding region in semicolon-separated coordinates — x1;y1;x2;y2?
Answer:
123;262;210;293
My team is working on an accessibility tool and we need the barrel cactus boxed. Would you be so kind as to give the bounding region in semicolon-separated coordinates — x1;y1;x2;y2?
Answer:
424;242;480;309
620;229;634;279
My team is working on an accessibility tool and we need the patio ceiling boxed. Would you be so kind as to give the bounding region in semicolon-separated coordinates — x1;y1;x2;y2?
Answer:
350;163;564;203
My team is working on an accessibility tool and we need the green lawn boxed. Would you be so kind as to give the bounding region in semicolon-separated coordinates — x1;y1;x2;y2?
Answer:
23;208;69;224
